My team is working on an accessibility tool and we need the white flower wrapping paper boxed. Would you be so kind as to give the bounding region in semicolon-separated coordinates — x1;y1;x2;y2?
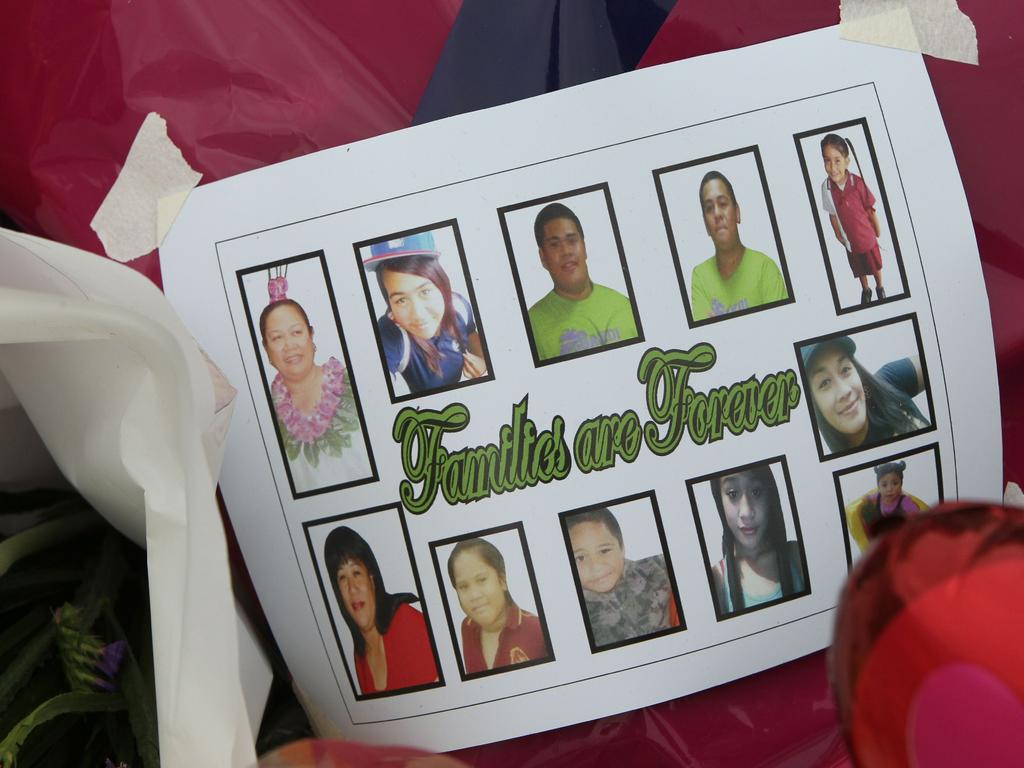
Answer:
0;228;256;768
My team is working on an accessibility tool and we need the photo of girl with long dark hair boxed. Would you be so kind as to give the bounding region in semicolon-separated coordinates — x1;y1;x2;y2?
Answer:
357;225;491;400
695;460;809;618
798;319;932;458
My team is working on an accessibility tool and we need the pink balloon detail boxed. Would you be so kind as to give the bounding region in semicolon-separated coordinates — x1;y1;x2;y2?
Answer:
909;662;1024;768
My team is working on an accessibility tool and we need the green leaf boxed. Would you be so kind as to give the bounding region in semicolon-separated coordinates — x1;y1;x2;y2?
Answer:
74;531;127;631
0;624;56;713
104;709;137;767
0;587;75;618
0;607;49;662
105;605;159;768
0;569;83;605
0;509;101;579
303;441;319;468
0;691;125;767
17;707;82;768
0;490;79;516
325;428;343;450
284;438;301;461
322;430;343;457
0;659;64;747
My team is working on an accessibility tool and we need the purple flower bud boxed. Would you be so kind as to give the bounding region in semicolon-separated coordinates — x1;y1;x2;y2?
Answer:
97;640;127;680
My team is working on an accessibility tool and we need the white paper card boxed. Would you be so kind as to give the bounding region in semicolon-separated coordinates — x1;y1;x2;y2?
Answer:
160;27;1000;752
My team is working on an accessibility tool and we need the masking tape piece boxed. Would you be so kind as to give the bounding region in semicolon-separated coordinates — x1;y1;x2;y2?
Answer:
156;188;193;247
90;112;202;263
840;0;978;65
1005;482;1024;509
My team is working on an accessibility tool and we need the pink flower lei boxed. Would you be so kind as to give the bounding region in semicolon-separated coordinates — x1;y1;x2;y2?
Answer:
271;357;346;444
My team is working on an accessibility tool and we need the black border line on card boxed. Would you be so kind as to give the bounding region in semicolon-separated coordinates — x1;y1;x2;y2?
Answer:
428;522;556;682
351;219;496;404
214;85;877;247
235;250;379;499
793;312;937;463
216;82;959;493
684;455;812;622
301;503;447;701
220;254;353;726
349;605;837;725
831;442;944;569
870;83;960;496
495;182;646;367
210;81;963;726
557;490;687;654
793;117;911;316
652;145;796;329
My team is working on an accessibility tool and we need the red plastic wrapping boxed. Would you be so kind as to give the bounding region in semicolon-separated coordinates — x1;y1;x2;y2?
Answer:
0;0;461;287
832;503;1024;767
2;2;1020;766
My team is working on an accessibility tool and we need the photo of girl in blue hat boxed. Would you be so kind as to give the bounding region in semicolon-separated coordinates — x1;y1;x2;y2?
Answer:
359;226;490;398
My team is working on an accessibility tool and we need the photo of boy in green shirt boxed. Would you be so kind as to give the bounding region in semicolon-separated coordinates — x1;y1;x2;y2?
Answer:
528;202;639;362
690;171;789;320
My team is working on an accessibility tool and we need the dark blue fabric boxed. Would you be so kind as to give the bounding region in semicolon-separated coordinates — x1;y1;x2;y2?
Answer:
864;357;927;443
413;0;675;125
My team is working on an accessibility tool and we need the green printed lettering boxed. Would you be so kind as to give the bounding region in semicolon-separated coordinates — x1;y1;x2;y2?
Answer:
638;344;804;452
571;410;643;473
393;403;469;514
637;344;717;456
392;396;570;513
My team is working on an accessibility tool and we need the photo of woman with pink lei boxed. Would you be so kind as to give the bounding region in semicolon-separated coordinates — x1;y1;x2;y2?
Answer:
256;261;373;494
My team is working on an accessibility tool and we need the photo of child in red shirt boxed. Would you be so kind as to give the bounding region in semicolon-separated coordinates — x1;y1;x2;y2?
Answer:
820;133;885;305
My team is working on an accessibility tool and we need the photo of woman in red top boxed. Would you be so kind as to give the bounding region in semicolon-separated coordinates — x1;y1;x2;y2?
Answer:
324;526;439;696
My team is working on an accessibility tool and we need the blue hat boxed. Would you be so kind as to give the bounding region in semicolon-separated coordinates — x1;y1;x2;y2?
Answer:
363;232;440;270
800;335;856;367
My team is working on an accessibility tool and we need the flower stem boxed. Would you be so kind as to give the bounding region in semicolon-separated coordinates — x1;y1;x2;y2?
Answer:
0;691;125;768
0;509;101;578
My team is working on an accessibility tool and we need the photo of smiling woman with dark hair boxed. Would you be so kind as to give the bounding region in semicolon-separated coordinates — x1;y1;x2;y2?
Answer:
704;462;807;618
323;526;439;696
799;322;932;457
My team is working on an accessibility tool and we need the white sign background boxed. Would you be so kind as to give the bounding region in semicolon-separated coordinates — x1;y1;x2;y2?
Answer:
162;28;1001;751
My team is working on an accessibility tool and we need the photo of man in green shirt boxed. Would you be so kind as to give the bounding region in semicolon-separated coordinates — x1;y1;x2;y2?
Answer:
690;171;789;321
528;202;639;362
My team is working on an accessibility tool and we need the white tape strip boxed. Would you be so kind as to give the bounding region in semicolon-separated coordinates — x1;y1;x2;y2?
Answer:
1005;482;1023;509
840;0;978;65
90;112;202;263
